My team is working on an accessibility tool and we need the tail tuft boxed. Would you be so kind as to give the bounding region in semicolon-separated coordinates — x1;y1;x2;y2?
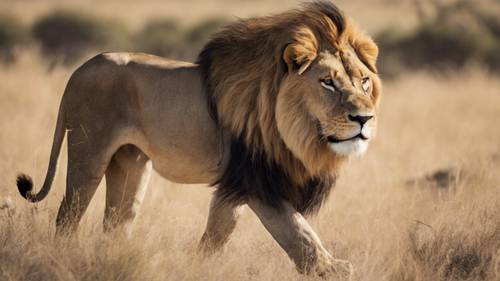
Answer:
17;174;33;200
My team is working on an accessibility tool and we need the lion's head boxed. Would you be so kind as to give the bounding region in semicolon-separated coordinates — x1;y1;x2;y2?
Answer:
198;1;381;214
277;21;381;175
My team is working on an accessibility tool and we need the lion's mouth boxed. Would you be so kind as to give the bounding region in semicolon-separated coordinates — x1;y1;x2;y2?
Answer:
327;133;368;143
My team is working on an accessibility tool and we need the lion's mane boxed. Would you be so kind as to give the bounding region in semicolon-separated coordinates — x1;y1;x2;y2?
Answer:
198;1;376;214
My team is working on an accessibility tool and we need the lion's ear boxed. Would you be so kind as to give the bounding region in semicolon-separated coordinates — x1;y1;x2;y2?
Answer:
283;27;318;75
350;34;379;73
283;44;315;75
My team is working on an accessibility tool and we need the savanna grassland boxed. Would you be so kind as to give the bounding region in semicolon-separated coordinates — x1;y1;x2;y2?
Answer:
1;1;499;280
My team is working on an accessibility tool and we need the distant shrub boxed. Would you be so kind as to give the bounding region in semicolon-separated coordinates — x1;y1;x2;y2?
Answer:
32;11;129;65
0;14;29;64
133;19;182;58
395;212;500;281
133;17;229;60
377;0;500;76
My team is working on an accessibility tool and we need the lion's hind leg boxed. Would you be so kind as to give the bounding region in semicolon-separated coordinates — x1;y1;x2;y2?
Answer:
56;134;117;236
198;190;243;255
103;144;152;237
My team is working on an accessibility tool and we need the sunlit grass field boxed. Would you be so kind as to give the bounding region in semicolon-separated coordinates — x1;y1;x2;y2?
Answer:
1;1;499;280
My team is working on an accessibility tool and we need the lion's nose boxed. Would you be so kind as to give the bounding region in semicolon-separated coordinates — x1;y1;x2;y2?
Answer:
348;114;373;126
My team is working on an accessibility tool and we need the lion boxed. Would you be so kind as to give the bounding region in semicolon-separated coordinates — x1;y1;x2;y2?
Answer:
16;1;381;278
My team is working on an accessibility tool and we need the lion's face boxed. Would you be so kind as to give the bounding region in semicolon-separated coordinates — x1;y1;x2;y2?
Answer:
277;43;381;168
305;48;380;156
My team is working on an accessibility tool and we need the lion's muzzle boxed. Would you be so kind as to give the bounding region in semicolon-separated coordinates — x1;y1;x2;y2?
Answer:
326;112;375;156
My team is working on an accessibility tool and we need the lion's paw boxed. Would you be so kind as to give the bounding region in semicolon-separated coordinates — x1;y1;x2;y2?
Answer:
315;258;353;280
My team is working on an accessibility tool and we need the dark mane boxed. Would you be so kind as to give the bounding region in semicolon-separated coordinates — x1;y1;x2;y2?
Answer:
214;135;336;215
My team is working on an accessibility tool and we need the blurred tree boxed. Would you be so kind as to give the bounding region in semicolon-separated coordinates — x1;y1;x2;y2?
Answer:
133;19;182;58
377;0;500;76
133;17;229;60
32;11;129;66
0;14;29;64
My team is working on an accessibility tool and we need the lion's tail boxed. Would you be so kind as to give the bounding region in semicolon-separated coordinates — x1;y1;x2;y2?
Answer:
17;102;66;203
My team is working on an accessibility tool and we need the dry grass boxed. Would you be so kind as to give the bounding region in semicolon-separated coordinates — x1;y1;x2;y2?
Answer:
0;1;500;280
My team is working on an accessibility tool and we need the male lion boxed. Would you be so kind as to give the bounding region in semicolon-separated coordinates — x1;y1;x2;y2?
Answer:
17;1;381;278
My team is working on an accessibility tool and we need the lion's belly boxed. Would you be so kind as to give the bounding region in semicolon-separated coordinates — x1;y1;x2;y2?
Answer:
147;143;221;184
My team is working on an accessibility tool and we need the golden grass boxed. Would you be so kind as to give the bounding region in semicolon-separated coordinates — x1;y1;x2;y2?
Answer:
0;51;499;280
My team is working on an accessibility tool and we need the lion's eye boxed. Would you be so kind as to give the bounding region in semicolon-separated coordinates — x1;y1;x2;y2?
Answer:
320;78;336;92
361;77;371;92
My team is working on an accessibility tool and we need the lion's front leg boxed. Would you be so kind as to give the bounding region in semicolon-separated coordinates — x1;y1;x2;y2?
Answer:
248;199;352;279
198;190;243;255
